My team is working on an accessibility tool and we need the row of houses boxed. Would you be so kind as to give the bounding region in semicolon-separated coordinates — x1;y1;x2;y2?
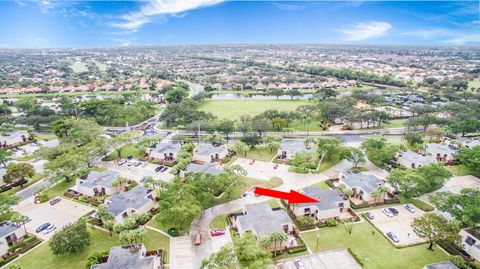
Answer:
148;142;229;164
0;131;30;149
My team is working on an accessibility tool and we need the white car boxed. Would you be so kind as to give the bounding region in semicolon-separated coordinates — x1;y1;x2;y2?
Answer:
43;224;57;234
294;259;304;269
404;204;416;213
383;208;394;218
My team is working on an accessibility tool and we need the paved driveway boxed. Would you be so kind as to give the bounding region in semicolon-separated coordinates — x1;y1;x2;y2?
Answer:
420;175;480;202
98;161;174;182
366;204;425;246
232;158;290;181
13;197;94;240
276;248;362;269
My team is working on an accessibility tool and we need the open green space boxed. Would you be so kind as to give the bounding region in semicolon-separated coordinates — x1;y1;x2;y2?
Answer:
301;222;449;269
45;180;75;198
198;100;313;119
0;90;157;99
213;177;283;206
245;148;276;162
71;62;88;73
468;78;480;89
446;165;480;177
35;133;58;141
382;119;406;129
14;226;169;269
309;180;331;190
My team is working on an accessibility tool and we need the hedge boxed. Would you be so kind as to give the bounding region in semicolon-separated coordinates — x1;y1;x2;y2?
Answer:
287;246;307;254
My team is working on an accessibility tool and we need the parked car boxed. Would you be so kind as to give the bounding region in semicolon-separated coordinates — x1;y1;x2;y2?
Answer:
364;212;374;220
160;166;168;172
404;204;416;213
133;162;142;167
36;223;51;233
387;232;400;243
127;160;135;166
127;155;133;160
155;166;164;172
140;177;148;183
118;159;127;165
210;229;225;237
388;207;399;216
249;159;255;165
383;208;394;218
140;162;148;168
273;163;278;169
194;233;202;245
43;224;57;234
294;259;305;269
49;197;61;205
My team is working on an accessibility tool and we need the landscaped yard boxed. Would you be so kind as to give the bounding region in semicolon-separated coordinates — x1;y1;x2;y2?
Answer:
309;180;331;190
381;119;406;129
245;147;276;162
213;177;283;206
198;100;313;119
446;165;480;177
301;222;449;269
45;180;75;198
13;226;169;269
35;133;58;141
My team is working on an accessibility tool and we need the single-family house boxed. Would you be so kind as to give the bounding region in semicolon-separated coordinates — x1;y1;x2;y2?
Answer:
277;139;315;161
105;186;157;223
0;222;26;257
291;188;351;222
70;171;121;197
460;228;480;262
185;163;223;175
396;150;436;169
193;143;228;164
458;138;480;149
424;143;458;163
335;171;386;205
149;142;181;162
0;131;29;149
91;244;162;269
236;202;294;246
423;261;459;269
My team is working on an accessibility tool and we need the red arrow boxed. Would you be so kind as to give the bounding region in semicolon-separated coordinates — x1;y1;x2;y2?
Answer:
254;187;318;204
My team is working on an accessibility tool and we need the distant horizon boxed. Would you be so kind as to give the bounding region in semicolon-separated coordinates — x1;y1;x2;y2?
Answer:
0;0;479;48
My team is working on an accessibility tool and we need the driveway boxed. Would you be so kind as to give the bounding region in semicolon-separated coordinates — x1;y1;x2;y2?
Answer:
232;158;290;181
170;236;194;269
366;204;425;246
13;197;94;240
420;175;480;202
275;248;362;269
98;161;174;182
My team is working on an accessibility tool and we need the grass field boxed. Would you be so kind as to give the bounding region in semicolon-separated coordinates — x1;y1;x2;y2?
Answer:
0;90;157;99
309;180;331;190
198;100;313;119
35;133;58;141
245;147;276;162
14;226;169;269
301;222;449;269
382;119;406;129
468;78;480;89
213;177;283;206
446;165;480;177
70;62;88;73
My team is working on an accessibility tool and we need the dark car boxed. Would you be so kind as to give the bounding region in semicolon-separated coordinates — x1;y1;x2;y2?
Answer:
36;223;51;233
49;197;61;205
127;155;133;160
388;208;399;216
160;166;168;172
155;166;164;172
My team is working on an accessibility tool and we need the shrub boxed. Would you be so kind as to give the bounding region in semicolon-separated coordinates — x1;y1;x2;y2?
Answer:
287;246;307;254
325;219;339;227
85;250;109;269
38;194;49;203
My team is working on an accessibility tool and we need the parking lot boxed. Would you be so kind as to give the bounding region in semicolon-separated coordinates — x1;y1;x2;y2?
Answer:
366;204;426;246
276;248;362;269
232;158;292;181
99;160;174;182
13;197;94;240
421;175;480;202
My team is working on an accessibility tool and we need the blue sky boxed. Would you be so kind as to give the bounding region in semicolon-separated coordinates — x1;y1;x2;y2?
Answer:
0;0;479;48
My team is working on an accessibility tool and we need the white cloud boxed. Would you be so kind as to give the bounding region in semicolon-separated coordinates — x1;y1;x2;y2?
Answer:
402;28;480;44
339;21;391;41
112;0;224;30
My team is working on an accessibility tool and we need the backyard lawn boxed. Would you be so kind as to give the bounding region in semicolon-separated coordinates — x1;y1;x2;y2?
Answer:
301;222;449;269
245;147;276;162
446;165;480;177
14;226;169;269
213;177;283;206
381;119;406;129
198;100;313;119
309;180;331;190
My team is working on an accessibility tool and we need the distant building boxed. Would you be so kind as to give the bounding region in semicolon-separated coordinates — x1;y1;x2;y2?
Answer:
335;171;386;205
105;186;157;223
291;188;351;222
149;142;181;162
70;171;121;197
396;150;435;169
277;139;315;161
460;228;480;262
193;143;228;164
236;202;294;242
0;130;29;148
0;222;26;257
91;244;162;269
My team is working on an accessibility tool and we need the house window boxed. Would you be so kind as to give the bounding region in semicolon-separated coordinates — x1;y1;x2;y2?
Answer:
465;236;476;246
338;202;344;208
304;208;311;214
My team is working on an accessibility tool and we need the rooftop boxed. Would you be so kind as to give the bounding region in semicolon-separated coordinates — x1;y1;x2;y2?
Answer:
106;186;153;216
0;130;28;140
340;171;384;193
195;143;227;156
424;261;459;269
297;187;346;210
0;221;20;238
185;163;223;175
151;142;181;154
398;150;435;166
80;171;118;189
91;244;157;269
237;202;292;238
425;143;458;156
279;139;315;154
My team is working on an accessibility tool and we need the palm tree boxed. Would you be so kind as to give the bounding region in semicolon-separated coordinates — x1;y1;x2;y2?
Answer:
10;212;29;235
269;232;288;257
371;185;389;206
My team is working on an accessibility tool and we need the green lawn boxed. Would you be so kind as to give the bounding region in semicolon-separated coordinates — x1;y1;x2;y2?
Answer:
309;180;331;190
245;148;276;162
446;165;480;177
198;100;313;119
213;177;283;206
468;78;480;89
45;180;75;198
209;215;229;230
381;119;406;129
71;62;88;73
301;222;449;269
35;133;58;141
14;226;169;269
0;90;158;99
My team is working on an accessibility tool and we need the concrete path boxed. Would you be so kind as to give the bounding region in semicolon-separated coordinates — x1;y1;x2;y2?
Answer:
170;236;194;269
